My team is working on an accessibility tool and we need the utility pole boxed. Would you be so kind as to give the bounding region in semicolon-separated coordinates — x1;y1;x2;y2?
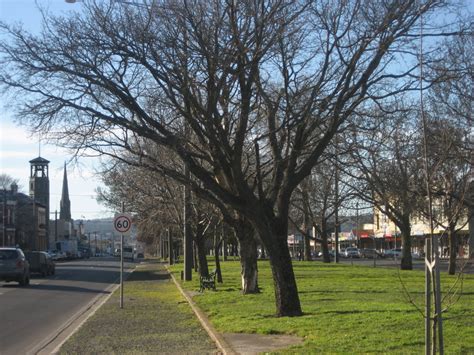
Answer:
334;136;339;263
32;192;37;250
168;228;173;265
419;11;443;354
55;210;58;243
2;188;6;247
356;202;360;249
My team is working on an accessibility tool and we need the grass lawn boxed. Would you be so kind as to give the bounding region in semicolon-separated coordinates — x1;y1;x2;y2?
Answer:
170;260;474;354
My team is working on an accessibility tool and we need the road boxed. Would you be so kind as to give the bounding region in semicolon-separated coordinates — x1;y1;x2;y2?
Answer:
0;257;134;355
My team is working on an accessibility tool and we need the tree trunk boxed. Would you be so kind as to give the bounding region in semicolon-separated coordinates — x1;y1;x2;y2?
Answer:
195;236;209;278
214;234;223;283
321;220;330;263
223;237;228;261
235;218;259;294
447;224;457;275
193;242;198;272
304;235;311;261
400;219;412;270
256;220;302;317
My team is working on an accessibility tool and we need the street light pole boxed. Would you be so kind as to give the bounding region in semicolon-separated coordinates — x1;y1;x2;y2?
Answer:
2;188;6;247
334;136;339;263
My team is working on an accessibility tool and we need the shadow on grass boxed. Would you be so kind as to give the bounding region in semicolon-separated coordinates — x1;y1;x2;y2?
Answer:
256;308;419;318
317;308;417;316
298;289;390;295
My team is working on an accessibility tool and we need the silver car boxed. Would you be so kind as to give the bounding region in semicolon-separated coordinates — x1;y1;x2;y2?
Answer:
344;247;360;258
0;247;30;286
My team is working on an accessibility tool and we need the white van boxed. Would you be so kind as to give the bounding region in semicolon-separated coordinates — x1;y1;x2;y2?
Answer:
123;246;134;261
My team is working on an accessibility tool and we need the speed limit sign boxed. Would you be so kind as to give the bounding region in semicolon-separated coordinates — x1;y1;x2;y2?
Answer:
114;214;132;235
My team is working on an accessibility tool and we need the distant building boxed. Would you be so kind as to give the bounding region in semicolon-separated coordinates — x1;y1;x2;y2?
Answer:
29;156;50;248
1;181;47;250
50;163;75;249
373;201;471;257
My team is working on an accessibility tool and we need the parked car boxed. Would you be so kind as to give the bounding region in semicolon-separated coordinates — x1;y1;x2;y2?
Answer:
46;250;58;260
56;250;67;260
344;247;360;258
360;248;381;259
0;247;30;286
411;251;424;259
328;250;343;259
384;248;402;258
25;251;55;276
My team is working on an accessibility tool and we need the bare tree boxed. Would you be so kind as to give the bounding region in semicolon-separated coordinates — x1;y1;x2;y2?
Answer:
0;174;20;191
0;0;453;316
290;156;355;263
424;29;473;274
348;106;425;270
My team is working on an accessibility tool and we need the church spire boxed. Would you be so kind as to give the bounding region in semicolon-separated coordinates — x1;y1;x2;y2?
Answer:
60;162;71;221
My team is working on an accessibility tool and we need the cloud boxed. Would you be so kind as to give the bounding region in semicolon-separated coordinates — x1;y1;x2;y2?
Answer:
0;151;32;159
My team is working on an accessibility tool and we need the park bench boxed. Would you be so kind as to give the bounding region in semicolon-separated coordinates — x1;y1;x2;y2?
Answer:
199;268;217;292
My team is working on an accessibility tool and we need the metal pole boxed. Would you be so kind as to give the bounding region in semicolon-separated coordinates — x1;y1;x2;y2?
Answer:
184;165;193;280
168;228;173;265
120;202;124;309
356;202;359;249
334;136;339;263
55;210;58;243
2;189;6;247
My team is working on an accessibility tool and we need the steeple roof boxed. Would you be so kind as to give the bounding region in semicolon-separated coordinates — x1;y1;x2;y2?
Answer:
59;162;71;221
29;156;50;164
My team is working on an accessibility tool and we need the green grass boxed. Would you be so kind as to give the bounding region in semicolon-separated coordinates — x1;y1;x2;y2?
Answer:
170;260;474;354
60;261;216;354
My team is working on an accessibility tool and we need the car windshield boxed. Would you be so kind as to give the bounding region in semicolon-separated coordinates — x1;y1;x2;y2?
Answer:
0;250;17;260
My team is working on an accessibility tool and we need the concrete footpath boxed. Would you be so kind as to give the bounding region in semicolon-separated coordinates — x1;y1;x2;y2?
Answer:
52;261;301;354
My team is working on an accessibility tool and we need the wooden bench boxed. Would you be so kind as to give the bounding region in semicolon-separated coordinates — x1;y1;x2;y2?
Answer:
199;269;217;292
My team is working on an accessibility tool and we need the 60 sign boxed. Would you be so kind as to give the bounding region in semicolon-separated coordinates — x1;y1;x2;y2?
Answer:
114;214;132;234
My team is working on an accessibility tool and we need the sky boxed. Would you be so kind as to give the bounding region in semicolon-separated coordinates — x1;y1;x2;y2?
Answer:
0;0;114;220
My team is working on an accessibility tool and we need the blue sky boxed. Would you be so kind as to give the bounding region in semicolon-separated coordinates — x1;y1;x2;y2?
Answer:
0;0;113;220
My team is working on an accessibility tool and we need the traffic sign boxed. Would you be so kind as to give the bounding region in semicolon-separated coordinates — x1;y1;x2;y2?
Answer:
114;214;132;235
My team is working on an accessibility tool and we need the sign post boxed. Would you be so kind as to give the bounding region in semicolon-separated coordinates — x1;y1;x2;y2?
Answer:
114;206;131;309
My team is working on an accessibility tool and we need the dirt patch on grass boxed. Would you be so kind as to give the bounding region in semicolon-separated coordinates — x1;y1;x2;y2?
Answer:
222;333;303;354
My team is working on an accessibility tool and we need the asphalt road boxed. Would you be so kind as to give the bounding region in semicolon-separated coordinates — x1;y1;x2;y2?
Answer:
0;256;134;355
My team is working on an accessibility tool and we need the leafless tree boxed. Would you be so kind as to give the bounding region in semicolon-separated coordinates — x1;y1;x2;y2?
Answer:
0;174;20;191
421;26;473;274
347;105;425;270
0;0;454;316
